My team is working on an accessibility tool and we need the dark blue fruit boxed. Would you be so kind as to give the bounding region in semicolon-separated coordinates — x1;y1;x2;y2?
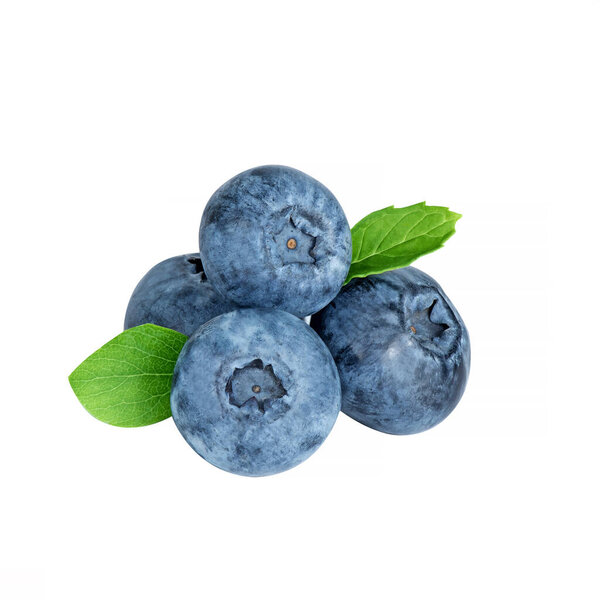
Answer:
170;308;341;476
199;165;352;317
124;253;237;337
311;266;470;435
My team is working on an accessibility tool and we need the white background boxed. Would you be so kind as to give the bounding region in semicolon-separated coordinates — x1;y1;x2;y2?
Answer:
1;1;598;598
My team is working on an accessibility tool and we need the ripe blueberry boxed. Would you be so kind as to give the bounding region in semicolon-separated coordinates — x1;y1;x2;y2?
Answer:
170;308;341;476
124;253;237;337
199;165;352;317
312;267;470;435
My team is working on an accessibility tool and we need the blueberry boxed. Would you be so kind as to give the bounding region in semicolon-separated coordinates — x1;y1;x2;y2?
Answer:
199;165;352;317
311;266;470;435
170;308;341;476
124;253;237;337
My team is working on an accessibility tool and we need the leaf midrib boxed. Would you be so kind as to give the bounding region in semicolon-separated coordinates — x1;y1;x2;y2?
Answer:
352;221;456;266
72;372;175;382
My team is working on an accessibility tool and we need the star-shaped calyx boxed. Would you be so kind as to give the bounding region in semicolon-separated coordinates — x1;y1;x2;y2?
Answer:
273;211;316;265
407;299;450;341
226;359;287;414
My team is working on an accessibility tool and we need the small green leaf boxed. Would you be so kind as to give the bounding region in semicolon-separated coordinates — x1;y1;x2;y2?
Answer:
68;324;187;427
345;202;461;284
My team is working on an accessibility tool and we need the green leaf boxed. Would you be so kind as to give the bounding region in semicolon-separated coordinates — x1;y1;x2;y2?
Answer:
68;324;187;427
345;202;461;284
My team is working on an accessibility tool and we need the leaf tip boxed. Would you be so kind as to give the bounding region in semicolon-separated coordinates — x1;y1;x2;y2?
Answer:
68;365;79;392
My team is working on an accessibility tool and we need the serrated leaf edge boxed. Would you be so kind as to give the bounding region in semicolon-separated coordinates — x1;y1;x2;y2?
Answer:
344;203;461;285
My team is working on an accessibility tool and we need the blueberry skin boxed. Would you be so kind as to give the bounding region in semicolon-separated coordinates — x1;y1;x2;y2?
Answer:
124;254;237;337
199;165;352;317
171;308;341;476
311;267;470;435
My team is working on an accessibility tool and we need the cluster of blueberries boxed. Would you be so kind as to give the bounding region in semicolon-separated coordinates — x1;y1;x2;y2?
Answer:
125;166;470;476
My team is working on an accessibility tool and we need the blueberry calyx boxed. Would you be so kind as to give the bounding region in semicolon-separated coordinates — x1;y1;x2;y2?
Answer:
272;212;316;266
226;358;287;414
187;257;207;280
407;299;451;342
